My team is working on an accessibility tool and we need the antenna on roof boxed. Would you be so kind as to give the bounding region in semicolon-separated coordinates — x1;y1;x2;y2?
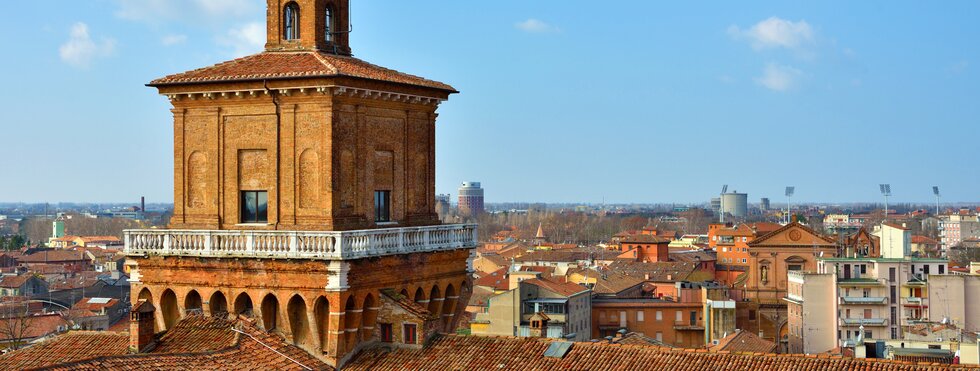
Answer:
879;184;891;222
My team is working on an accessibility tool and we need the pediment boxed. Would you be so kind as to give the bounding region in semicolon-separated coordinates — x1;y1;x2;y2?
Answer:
748;222;836;248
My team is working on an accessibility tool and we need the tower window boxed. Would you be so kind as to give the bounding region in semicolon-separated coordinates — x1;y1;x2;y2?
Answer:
325;5;334;42
374;190;391;222
241;191;268;224
284;2;300;40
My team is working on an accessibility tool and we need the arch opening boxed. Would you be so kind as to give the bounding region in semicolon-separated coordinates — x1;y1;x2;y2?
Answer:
361;294;377;339
344;296;358;349
234;292;254;316
284;2;300;40
261;294;279;331
287;295;309;346
442;284;457;328
313;296;330;352
184;290;203;315
209;291;228;318
160;289;179;330
427;285;442;315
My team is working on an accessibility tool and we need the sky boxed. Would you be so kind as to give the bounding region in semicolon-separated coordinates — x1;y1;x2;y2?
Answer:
0;1;977;204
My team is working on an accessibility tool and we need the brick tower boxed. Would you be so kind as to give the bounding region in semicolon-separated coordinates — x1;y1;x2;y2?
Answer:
124;0;475;367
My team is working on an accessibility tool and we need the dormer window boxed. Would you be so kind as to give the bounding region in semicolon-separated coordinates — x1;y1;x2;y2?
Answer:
325;5;334;42
284;2;300;40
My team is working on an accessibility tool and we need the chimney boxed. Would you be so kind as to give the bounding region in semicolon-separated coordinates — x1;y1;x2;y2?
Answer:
528;313;550;338
140;197;145;213
130;299;157;353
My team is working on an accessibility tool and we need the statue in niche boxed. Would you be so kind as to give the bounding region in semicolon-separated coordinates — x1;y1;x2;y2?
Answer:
760;265;769;284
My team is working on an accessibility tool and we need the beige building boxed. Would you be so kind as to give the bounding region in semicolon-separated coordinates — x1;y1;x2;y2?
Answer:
928;274;980;333
472;271;591;341
784;271;837;354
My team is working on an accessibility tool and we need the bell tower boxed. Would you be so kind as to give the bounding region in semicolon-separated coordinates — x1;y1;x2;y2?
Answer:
127;0;473;368
266;0;352;55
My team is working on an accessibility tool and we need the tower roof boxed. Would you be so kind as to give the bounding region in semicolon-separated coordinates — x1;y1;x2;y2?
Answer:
535;223;546;239
148;51;456;92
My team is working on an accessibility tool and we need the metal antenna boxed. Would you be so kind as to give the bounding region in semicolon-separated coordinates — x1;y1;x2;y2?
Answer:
879;184;891;222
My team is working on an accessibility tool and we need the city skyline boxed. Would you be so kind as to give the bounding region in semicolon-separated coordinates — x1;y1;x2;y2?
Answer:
0;1;978;203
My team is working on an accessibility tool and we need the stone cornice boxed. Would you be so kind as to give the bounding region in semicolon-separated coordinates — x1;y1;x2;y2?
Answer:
163;85;444;106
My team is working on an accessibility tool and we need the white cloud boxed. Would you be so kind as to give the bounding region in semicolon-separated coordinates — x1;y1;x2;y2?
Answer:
217;22;265;57
515;19;560;33
59;23;116;68
115;0;259;24
161;34;188;46
729;17;814;50
755;63;802;92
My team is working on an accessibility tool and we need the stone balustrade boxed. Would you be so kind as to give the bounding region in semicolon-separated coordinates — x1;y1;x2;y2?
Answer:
124;224;478;261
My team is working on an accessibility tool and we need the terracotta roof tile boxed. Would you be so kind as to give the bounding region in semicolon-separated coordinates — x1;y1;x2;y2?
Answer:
0;331;128;370
709;330;777;353
149;51;456;92
1;315;333;371
345;334;977;370
522;277;589;297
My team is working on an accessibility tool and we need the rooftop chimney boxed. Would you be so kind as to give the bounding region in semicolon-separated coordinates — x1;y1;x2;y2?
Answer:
130;300;157;353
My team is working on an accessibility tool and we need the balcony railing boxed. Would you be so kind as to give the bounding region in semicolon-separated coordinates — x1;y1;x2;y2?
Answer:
673;320;705;330
839;297;888;305
124;224;478;261
841;318;888;326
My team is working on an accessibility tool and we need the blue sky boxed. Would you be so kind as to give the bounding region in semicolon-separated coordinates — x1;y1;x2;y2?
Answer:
0;1;977;204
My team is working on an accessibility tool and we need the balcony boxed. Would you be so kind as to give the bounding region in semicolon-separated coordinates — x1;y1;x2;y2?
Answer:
902;297;927;307
841;318;888;327
839;297;888;305
124;224;478;261
673;320;705;331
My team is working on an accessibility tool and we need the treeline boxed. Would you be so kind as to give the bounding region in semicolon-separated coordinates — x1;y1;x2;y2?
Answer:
18;216;148;244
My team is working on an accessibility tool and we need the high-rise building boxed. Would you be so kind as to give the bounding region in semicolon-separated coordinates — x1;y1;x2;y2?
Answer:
458;182;484;216
760;198;770;211
123;1;477;367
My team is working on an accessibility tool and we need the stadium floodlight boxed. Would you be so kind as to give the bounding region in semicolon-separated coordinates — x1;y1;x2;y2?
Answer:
880;184;891;221
785;186;795;224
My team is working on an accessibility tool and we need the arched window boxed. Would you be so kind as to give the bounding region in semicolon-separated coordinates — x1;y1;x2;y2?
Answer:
284;2;300;40
324;5;334;42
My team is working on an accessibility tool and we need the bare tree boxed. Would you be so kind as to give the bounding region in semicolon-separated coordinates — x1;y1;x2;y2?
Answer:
0;302;36;350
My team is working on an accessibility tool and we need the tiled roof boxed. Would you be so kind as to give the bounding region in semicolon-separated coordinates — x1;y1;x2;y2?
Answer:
609;332;673;347
20;250;89;263
669;250;717;263
1;315;333;371
512;249;620;263
150;315;239;354
522;278;589;297
606;261;698;282
0;331;129;370
622;234;671;243
911;235;939;244
709;330;777;353
0;314;68;342
473;268;509;291
0;274;32;288
381;289;437;320
575;270;644;295
149;51;456;92
345;334;974;370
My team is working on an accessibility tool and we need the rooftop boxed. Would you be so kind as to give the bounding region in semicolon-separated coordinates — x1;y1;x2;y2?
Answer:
149;51;456;93
0;315;332;370
344;334;974;370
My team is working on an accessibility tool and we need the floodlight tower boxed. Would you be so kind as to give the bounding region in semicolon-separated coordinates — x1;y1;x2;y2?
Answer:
720;184;729;223
933;186;941;216
879;184;892;222
785;186;795;224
